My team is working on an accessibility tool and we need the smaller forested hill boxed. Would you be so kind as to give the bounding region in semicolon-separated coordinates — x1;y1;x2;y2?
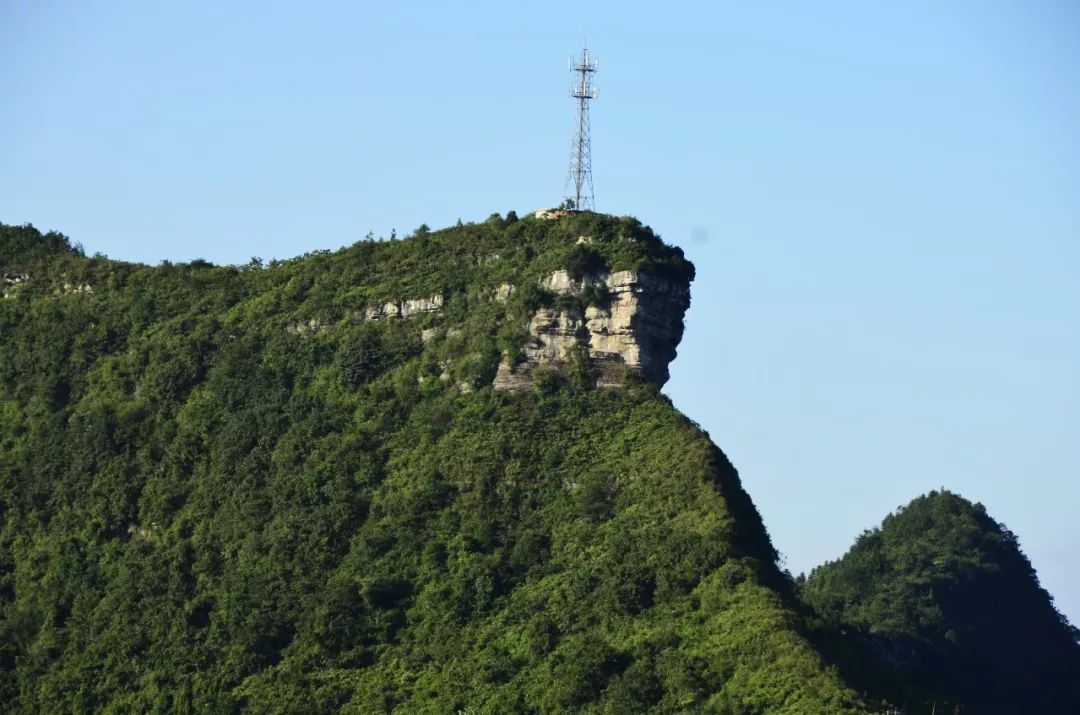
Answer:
802;490;1080;713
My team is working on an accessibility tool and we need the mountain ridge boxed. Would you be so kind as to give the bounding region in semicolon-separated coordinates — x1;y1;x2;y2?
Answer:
0;217;868;712
3;217;1078;713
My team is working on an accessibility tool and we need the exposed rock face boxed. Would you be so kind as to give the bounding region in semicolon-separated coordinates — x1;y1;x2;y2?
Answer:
493;269;690;391
2;273;30;299
286;317;324;335
286;294;445;335
493;283;516;302
280;270;688;392
364;293;444;320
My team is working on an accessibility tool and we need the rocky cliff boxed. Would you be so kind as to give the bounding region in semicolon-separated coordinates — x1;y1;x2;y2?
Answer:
493;268;690;390
281;263;690;392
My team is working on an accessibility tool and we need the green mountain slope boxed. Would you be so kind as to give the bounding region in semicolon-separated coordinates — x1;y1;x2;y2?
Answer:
0;218;866;713
802;490;1080;713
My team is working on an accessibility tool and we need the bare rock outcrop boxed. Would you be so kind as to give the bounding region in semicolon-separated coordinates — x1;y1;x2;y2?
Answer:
364;293;444;320
2;273;30;299
493;269;689;390
62;282;93;295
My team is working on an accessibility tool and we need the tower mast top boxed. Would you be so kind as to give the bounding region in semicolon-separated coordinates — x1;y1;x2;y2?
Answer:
564;47;598;211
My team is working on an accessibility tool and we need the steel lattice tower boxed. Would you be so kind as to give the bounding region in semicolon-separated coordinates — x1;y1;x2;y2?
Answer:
564;47;598;212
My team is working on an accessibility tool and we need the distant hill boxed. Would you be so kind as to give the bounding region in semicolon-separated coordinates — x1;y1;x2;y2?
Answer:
0;217;867;713
802;490;1080;713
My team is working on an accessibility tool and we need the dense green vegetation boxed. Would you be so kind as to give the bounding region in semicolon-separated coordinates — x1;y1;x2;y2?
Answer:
6;217;1076;713
0;219;866;713
802;490;1080;713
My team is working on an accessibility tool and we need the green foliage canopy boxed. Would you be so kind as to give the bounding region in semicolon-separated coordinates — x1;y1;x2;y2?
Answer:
802;490;1080;713
0;219;864;713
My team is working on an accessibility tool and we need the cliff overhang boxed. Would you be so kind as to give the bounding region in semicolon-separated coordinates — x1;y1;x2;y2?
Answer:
493;268;690;390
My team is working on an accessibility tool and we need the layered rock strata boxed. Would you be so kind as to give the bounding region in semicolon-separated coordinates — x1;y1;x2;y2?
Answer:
493;269;689;390
285;293;444;335
364;293;444;320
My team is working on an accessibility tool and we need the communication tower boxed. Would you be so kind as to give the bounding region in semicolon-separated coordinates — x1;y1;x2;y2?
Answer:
564;47;598;212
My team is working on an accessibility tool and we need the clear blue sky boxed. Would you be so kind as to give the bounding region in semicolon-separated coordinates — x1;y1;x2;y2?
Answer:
3;1;1079;623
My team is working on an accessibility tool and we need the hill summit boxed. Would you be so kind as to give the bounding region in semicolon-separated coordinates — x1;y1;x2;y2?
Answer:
803;489;1080;713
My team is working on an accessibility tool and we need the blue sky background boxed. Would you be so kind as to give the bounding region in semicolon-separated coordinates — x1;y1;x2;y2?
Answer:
3;1;1078;623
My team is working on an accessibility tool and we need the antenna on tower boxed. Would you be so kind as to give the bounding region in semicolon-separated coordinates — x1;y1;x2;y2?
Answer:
564;46;598;212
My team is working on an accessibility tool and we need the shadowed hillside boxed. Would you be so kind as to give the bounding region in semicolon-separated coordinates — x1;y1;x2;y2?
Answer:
802;490;1080;713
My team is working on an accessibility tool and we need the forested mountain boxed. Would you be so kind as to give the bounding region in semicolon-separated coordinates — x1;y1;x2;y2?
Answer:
0;217;866;713
3;217;1076;713
802;490;1080;713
